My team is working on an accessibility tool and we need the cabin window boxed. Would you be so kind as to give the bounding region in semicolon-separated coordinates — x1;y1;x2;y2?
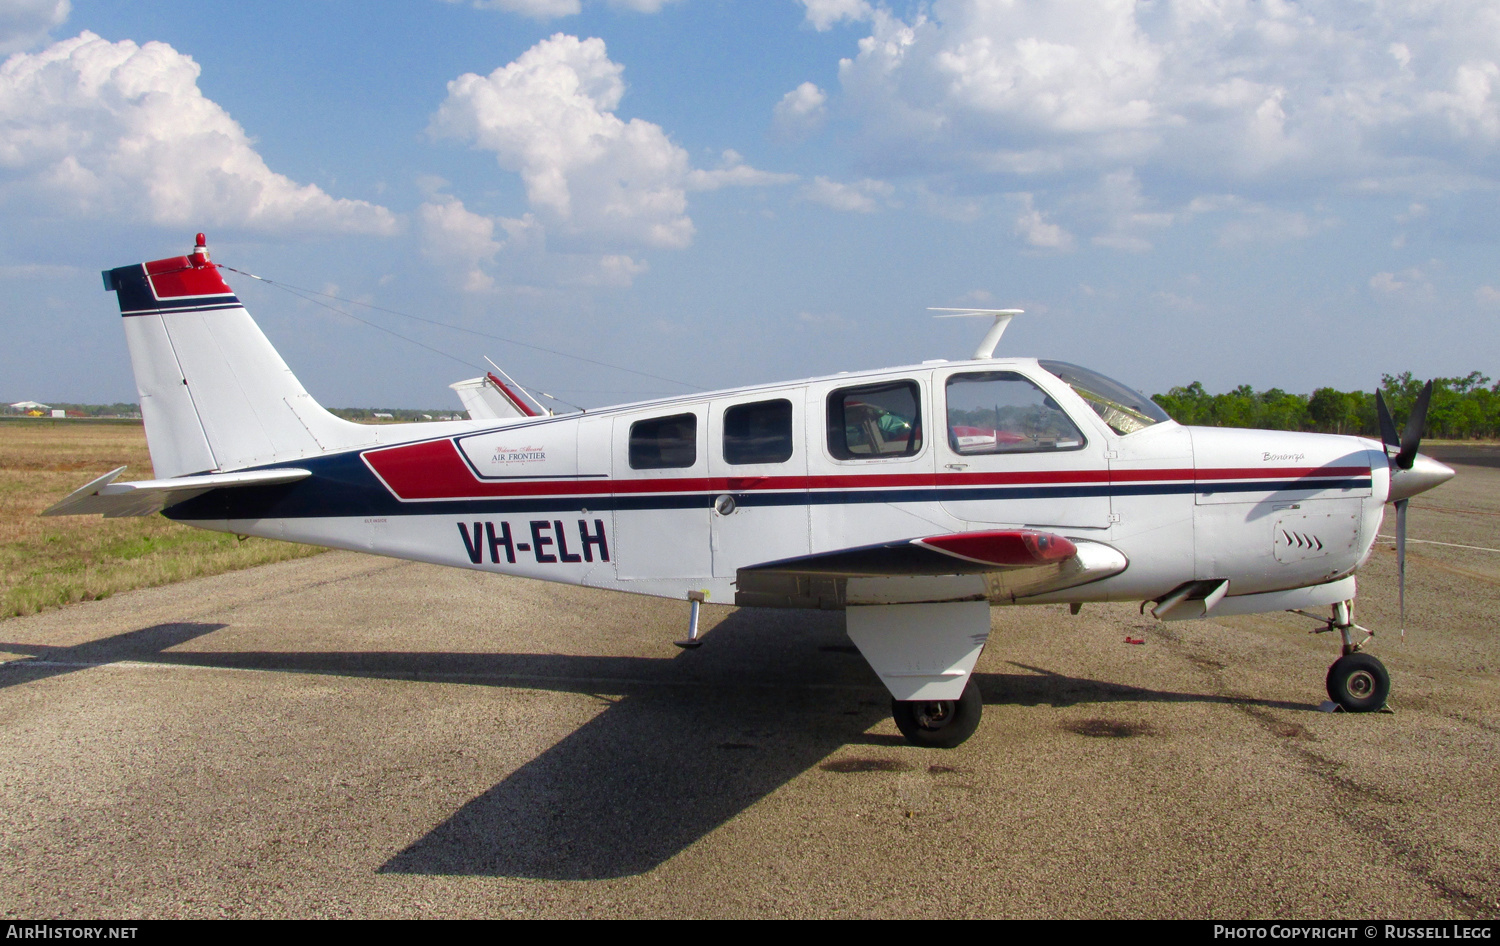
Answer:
723;399;794;465
629;413;697;469
827;381;923;460
1039;361;1170;435
945;371;1087;454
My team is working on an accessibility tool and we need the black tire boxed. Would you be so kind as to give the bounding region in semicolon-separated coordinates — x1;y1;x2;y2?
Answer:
1326;653;1390;712
891;678;983;748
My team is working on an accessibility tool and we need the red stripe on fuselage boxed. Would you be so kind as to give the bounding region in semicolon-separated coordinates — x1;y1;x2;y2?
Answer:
361;438;1371;503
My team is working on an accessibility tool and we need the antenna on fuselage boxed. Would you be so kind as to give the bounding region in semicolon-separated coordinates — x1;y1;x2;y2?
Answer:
929;308;1025;359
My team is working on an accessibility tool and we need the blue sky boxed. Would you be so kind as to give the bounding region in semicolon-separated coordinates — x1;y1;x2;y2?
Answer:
2;0;1497;410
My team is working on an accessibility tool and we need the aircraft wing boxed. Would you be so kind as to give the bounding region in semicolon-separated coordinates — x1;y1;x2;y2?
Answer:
42;467;311;518
734;529;1127;609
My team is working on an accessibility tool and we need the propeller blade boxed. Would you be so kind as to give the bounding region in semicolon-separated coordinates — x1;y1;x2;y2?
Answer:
1394;380;1434;471
1375;389;1400;454
1396;497;1408;639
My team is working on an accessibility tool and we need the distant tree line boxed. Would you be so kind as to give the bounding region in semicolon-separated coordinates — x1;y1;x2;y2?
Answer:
328;407;463;422
1151;372;1499;439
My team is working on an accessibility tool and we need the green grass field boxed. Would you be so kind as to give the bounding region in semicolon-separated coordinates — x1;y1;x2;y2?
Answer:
0;419;324;618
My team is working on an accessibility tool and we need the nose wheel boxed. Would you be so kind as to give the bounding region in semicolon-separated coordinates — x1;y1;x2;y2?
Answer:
891;678;983;748
1326;652;1390;712
1300;600;1391;712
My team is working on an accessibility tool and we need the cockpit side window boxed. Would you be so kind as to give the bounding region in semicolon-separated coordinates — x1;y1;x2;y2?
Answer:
945;371;1087;455
1039;361;1170;435
827;381;923;460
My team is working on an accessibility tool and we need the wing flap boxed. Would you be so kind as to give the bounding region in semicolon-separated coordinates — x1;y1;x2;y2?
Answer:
43;467;311;518
735;529;1126;608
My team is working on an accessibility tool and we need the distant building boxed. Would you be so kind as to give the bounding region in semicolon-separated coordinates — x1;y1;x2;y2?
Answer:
9;400;49;412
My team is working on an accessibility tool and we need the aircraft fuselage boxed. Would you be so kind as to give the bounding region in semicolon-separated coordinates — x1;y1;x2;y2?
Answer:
163;356;1387;613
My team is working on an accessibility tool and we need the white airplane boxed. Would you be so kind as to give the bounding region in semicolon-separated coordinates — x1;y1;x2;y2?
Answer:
47;235;1456;748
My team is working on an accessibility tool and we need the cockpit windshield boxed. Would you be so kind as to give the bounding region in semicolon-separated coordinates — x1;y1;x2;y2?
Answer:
1039;361;1171;435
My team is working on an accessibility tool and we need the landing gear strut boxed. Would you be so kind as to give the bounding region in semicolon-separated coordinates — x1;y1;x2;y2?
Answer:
891;678;983;748
1301;599;1390;712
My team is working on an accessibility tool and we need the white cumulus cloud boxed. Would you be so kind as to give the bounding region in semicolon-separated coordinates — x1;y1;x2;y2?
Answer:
420;195;505;292
1370;268;1430;294
0;32;396;234
831;0;1500;196
429;33;787;250
773;81;827;140
604;0;683;11
580;253;648;287
1083;169;1174;252
446;0;682;20
799;0;872;32
0;0;68;54
1012;193;1072;250
800;175;892;213
688;149;797;190
453;0;582;18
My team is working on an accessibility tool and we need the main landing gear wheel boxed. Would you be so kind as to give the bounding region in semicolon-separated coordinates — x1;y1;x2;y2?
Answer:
891;678;983;748
1326;652;1390;712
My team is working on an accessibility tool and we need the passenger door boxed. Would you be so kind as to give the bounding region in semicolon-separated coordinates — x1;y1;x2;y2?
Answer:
707;394;809;577
611;408;711;579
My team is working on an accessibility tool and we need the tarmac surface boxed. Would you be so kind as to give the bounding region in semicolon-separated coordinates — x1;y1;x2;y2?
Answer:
2;460;1498;919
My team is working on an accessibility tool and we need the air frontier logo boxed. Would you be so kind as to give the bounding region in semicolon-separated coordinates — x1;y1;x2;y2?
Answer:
491;445;546;465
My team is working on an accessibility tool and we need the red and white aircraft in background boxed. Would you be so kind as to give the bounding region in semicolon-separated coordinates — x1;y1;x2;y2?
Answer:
47;236;1455;747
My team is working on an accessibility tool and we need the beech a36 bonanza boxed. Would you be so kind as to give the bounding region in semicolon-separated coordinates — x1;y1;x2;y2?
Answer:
48;236;1456;748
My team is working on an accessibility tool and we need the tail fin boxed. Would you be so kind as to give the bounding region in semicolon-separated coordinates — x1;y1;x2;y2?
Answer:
104;234;372;478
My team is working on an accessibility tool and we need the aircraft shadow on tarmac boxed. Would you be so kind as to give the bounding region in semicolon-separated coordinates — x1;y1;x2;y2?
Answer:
1;611;1314;881
0;621;227;690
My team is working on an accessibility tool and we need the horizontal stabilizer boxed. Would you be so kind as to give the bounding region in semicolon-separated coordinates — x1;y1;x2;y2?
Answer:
43;467;311;518
450;370;540;421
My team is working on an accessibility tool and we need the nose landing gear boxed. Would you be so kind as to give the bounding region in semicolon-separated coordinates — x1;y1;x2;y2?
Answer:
1299;599;1391;712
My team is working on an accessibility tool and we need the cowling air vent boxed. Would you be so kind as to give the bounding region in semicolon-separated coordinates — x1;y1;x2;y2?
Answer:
1279;529;1324;552
1273;511;1358;563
